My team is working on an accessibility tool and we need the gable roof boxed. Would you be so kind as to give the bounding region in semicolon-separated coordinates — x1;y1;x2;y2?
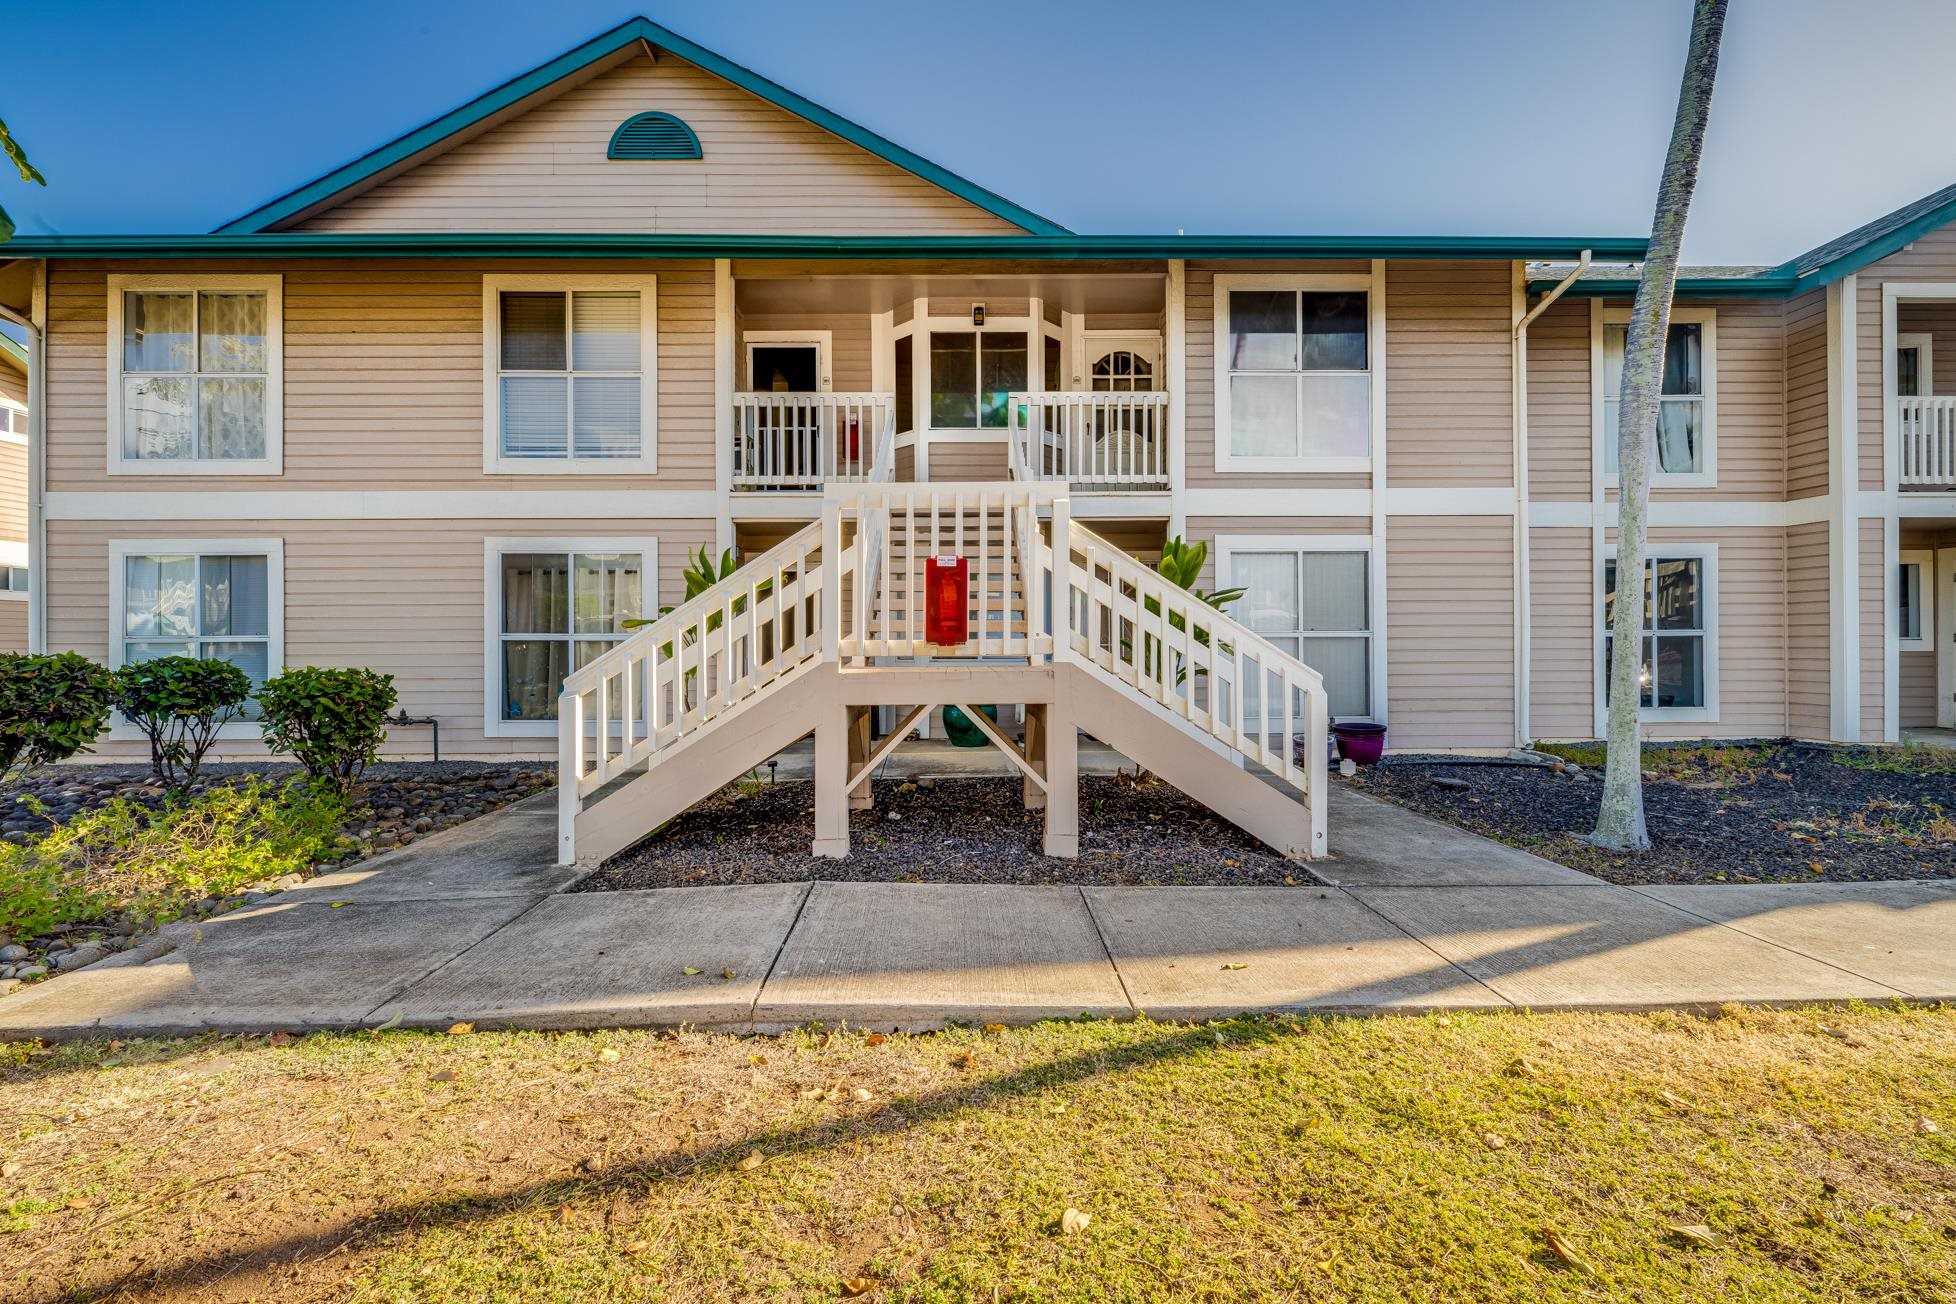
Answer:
1533;180;1956;300
216;16;1069;236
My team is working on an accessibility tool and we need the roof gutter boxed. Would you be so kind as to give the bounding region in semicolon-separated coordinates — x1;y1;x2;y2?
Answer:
1511;248;1590;748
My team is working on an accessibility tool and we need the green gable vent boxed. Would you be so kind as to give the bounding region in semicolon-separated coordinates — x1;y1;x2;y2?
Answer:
607;112;703;160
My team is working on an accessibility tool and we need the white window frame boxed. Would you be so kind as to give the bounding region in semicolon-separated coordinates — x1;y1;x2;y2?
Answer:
106;274;284;476
1213;533;1382;723
482;536;659;738
1593;302;1717;490
1595;541;1718;728
1896;332;1935;397
107;538;285;741
1212;272;1380;474
0;397;24;442
0;538;26;602
744;329;832;392
1899;548;1934;652
482;275;659;475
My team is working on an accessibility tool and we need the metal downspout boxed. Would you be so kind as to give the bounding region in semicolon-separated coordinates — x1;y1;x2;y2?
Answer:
1512;249;1591;748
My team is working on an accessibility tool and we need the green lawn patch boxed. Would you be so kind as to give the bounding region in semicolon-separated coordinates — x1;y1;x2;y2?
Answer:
2;1006;1951;1301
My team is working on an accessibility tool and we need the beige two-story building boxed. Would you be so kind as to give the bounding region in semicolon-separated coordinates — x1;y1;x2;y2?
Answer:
3;17;1953;858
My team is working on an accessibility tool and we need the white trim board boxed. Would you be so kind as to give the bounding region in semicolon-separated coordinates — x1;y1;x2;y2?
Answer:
45;489;723;521
482;536;659;739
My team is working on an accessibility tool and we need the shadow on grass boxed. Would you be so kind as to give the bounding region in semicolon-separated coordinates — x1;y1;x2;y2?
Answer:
21;1015;1309;1301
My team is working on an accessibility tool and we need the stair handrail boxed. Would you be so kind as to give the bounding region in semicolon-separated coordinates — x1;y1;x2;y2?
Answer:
1060;519;1329;829
558;519;832;808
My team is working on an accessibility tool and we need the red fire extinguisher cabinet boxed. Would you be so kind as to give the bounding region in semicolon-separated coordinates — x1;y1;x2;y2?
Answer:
924;555;969;645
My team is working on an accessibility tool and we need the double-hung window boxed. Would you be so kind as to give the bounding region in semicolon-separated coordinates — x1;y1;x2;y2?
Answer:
111;540;284;713
1215;275;1373;471
488;540;653;730
1599;307;1715;484
1602;547;1715;718
108;276;282;473
1222;538;1373;720
484;276;657;472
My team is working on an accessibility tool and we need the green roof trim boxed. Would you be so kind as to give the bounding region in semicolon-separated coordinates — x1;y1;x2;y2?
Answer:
0;332;25;369
215;16;1070;236
2;232;1649;261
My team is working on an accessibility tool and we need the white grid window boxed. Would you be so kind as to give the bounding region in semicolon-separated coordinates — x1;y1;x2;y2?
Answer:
1221;286;1370;463
497;550;646;722
1604;553;1709;712
485;277;657;472
1228;546;1372;719
1597;306;1716;485
108;276;282;472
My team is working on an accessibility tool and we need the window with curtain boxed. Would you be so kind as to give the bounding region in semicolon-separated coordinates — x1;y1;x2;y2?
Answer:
122;552;273;697
929;331;1026;428
119;289;269;461
499;550;644;721
1604;553;1709;711
496;288;644;460
1228;547;1371;718
1224;288;1369;460
1603;321;1707;476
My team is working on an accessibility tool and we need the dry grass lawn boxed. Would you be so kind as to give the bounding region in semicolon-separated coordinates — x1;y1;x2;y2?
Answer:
2;1005;1953;1301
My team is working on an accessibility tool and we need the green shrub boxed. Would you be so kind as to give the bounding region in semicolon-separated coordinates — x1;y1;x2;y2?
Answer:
0;652;119;787
0;780;349;937
256;666;398;794
114;656;253;791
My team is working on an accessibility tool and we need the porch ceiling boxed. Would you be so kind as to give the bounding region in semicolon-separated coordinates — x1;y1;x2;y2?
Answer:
734;271;1164;316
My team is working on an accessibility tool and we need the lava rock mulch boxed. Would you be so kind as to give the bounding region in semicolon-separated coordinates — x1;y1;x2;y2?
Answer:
576;774;1309;889
1348;743;1956;885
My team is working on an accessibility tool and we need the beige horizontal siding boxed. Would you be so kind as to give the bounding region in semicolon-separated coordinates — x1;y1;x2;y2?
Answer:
1786;520;1830;738
1184;259;1373;491
298;53;1020;235
0;598;24;654
1661;299;1784;502
1528;527;1591;739
925;440;1008;481
46;259;716;493
1387;516;1513;749
0;357;25;407
1862;517;1886;739
1525;299;1590;500
1901;652;1936;728
1784;288;1829;498
1652;525;1786;740
44;516;714;760
0;439;25;545
1384;260;1513;488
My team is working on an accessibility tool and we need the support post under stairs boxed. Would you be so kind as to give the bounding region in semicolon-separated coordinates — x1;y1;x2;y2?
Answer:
1042;695;1079;858
813;700;850;858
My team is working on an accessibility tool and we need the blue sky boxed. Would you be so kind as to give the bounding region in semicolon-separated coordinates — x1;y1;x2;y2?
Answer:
3;0;1956;264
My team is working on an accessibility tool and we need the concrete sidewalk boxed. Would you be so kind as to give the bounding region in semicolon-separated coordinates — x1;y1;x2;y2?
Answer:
2;785;1952;1039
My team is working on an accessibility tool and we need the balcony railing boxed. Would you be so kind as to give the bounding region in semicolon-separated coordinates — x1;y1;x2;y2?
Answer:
1898;396;1956;488
1007;391;1171;490
732;392;896;490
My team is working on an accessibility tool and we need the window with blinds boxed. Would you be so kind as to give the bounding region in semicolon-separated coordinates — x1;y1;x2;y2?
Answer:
486;278;655;469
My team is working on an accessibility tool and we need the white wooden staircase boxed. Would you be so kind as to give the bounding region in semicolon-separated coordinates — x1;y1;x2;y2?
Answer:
558;441;1330;867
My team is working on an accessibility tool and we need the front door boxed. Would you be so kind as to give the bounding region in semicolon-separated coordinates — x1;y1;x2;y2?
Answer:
1083;333;1161;393
750;343;822;393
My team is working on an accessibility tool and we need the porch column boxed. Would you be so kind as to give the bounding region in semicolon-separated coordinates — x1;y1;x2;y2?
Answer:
1042;694;1078;858
812;700;851;857
713;258;735;555
1827;274;1862;740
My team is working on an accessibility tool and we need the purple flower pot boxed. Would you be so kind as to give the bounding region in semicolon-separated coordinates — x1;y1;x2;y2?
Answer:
1334;721;1388;766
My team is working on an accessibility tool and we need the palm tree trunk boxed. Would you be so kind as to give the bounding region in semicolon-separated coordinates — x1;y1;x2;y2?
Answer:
1592;0;1728;852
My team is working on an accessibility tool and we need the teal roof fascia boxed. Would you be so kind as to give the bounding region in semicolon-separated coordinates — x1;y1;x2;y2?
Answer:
4;233;1649;261
215;16;1071;236
0;332;25;368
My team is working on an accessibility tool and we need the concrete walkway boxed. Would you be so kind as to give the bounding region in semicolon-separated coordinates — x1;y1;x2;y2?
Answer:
2;783;1952;1039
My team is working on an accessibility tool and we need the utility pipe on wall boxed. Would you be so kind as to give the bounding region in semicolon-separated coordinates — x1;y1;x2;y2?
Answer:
1511;249;1591;748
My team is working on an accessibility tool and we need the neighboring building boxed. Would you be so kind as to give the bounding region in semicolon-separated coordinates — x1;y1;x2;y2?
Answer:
0;332;27;651
1;16;1953;854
